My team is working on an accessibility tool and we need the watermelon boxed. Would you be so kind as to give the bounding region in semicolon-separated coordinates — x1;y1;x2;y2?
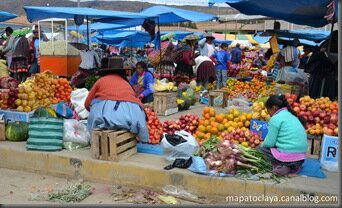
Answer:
34;107;57;118
6;121;29;141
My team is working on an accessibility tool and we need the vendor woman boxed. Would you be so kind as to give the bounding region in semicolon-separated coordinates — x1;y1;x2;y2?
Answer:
260;94;308;176
130;61;155;103
85;57;149;142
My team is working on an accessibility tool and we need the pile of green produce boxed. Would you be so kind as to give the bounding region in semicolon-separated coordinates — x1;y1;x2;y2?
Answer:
5;121;29;141
85;75;100;90
48;183;92;203
198;137;276;179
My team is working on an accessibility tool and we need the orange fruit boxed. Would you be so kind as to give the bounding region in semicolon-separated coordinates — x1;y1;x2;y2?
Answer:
209;109;216;117
245;121;251;128
218;124;225;131
224;123;230;129
210;117;216;122
238;122;244;128
211;127;218;135
246;113;252;120
204;120;210;127
204;113;211;120
198;125;206;132
204;133;211;141
199;119;205;125
205;126;212;133
203;107;210;114
215;114;225;123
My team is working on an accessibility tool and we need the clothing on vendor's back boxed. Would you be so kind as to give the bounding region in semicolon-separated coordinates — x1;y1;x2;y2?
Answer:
129;71;154;98
230;47;242;64
211;50;230;70
261;109;307;153
84;74;143;111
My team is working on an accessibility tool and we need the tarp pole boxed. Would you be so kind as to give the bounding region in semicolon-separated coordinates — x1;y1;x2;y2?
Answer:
158;17;162;71
86;15;90;49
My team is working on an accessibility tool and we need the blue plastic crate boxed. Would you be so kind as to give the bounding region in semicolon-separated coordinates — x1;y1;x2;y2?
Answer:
137;143;164;155
200;97;209;105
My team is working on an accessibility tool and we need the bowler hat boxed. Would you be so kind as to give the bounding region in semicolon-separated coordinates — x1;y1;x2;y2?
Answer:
100;57;125;72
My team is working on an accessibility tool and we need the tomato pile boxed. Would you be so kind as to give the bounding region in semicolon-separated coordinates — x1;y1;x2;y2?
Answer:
55;78;73;102
145;107;163;144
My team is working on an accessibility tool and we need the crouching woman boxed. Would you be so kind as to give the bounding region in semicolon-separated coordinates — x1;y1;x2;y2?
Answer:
260;95;308;176
85;57;149;142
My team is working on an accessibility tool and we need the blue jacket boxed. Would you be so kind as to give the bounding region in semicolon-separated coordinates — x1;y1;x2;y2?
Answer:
129;71;155;97
211;50;230;70
231;47;242;64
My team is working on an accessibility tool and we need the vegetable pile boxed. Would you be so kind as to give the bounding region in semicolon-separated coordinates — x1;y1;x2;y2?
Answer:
285;94;339;136
163;114;199;135
0;77;19;109
47;183;92;203
145;107;163;144
198;138;272;175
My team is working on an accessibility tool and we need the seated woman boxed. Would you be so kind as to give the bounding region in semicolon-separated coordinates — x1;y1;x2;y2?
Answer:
260;95;308;176
85;57;149;142
129;61;155;103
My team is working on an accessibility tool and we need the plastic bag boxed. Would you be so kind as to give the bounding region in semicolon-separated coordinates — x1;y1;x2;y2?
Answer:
226;96;252;112
276;66;308;84
63;119;90;145
161;130;199;162
70;88;89;119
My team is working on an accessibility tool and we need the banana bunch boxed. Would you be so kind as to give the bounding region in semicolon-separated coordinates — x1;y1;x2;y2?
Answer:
0;59;9;78
154;80;177;92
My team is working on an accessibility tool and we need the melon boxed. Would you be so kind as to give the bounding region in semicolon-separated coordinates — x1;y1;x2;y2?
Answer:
6;121;29;141
34;107;57;118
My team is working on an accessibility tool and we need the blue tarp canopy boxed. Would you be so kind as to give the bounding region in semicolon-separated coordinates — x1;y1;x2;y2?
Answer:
253;32;324;47
68;22;134;32
214;39;233;45
23;6;152;23
0;11;17;22
209;0;338;27
140;6;216;24
95;30;151;48
265;29;330;43
160;31;194;41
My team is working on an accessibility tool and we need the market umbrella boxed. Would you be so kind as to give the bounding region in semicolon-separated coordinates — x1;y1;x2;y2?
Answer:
0;11;17;22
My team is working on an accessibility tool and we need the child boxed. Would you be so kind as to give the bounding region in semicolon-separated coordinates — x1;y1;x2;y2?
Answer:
210;43;230;89
260;95;308;176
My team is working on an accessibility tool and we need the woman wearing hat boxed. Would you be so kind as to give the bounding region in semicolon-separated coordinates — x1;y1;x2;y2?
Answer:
198;33;216;58
85;57;149;142
174;34;198;79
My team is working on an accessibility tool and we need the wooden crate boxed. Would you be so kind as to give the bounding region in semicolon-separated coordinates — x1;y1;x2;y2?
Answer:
92;129;137;162
208;90;228;108
153;92;178;116
307;135;322;157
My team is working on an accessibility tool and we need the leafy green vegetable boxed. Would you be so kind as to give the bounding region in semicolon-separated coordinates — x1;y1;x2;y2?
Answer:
48;183;92;203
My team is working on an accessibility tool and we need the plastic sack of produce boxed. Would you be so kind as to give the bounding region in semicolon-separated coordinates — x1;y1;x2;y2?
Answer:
226;96;252;112
161;130;199;162
70;88;89;119
275;66;307;84
26;117;64;151
63;119;90;145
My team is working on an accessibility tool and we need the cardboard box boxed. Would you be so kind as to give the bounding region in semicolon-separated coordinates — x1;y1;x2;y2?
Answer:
250;120;269;140
0;109;35;123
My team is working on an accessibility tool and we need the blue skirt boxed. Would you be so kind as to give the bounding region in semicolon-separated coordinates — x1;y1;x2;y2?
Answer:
87;99;149;142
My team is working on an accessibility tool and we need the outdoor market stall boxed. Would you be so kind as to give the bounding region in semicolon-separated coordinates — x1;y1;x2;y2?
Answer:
23;6;153;77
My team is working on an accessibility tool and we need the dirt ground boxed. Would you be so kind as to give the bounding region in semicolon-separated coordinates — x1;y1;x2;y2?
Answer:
0;168;217;205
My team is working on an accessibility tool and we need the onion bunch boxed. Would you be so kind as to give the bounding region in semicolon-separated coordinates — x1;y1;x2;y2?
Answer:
204;139;272;175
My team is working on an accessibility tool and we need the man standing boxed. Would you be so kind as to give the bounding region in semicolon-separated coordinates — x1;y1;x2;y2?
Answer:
198;34;216;57
0;27;15;69
230;43;242;64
